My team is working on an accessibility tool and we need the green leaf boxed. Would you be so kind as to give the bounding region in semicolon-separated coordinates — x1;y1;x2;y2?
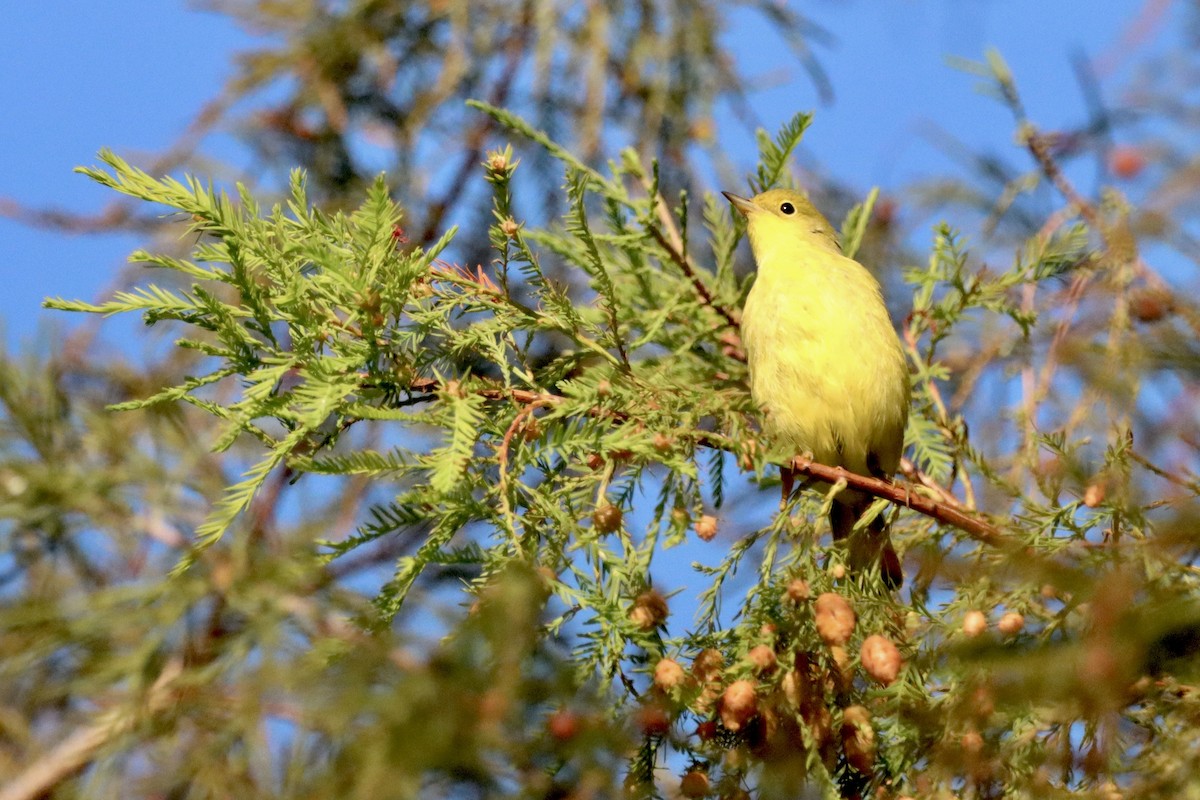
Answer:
751;111;813;194
840;186;879;260
428;392;486;495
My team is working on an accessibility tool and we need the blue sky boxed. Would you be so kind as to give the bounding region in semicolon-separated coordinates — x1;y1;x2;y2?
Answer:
0;2;1169;351
0;4;252;346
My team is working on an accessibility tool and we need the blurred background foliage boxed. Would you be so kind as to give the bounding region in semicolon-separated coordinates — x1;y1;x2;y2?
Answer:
2;1;1200;799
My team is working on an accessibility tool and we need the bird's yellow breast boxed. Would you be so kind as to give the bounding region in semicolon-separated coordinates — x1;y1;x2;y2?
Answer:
741;236;909;479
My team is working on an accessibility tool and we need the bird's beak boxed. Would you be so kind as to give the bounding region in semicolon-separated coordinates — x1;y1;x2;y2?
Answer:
722;191;757;217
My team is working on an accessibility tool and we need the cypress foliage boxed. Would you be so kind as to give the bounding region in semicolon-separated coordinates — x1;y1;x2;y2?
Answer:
3;9;1198;800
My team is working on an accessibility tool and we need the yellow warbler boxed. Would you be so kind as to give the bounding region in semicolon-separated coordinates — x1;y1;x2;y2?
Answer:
724;188;909;587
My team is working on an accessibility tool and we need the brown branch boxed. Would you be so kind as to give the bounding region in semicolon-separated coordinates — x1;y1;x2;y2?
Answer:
0;560;388;800
418;12;530;245
1128;449;1200;495
0;659;184;800
646;223;742;332
401;376;1004;547
1018;116;1178;310
497;398;551;550
2;89;231;238
1021;126;1103;230
0;197;161;234
408;376;557;409
783;455;1005;547
899;456;965;511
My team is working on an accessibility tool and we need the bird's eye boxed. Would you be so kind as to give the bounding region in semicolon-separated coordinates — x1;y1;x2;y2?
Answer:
780;202;795;215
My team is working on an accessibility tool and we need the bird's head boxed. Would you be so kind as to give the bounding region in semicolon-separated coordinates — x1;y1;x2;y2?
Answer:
722;188;840;256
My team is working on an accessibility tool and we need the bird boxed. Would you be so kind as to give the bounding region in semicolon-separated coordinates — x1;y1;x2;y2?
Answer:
724;188;910;588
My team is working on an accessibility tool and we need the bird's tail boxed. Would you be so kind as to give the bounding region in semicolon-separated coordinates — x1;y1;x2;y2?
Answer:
830;500;902;589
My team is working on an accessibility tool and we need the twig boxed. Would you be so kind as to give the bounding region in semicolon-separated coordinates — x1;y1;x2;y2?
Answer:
1021;126;1103;230
496;398;550;551
1092;0;1173;79
0;198;155;234
650;189;687;258
902;322;978;508
400;375;1005;547
419;13;530;245
1128;449;1200;495
899;457;965;511
646;224;741;332
782;454;1004;547
408;376;560;409
0;659;183;800
1018;205;1082;468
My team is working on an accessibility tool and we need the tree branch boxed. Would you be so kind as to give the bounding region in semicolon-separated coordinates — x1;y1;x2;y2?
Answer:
783;454;1004;546
0;660;183;800
400;376;1004;546
1020;125;1103;230
646;223;742;333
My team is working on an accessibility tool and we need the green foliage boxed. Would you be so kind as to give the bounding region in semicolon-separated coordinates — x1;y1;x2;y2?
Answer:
27;94;1198;797
750;111;814;195
7;7;1200;799
839;187;879;261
